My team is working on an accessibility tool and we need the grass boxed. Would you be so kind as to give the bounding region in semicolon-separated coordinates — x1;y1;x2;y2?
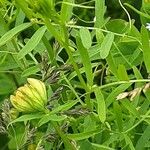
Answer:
0;0;150;149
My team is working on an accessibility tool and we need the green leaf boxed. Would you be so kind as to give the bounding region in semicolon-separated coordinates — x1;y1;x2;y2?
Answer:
132;66;143;79
79;27;92;49
67;128;101;141
106;19;129;34
60;0;74;23
106;53;118;77
132;66;143;87
8;113;44;126
21;66;40;77
76;35;93;86
95;0;106;28
94;87;106;123
100;32;114;59
96;29;104;44
141;25;150;73
113;101;123;132
140;90;150;114
38;114;67;127
21;65;40;77
15;9;25;26
0;23;31;47
121;99;140;118
49;100;78;115
117;64;129;81
135;126;150;150
18;26;47;59
106;83;132;107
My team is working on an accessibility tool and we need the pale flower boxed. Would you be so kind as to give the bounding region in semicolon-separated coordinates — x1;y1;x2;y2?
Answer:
10;78;47;113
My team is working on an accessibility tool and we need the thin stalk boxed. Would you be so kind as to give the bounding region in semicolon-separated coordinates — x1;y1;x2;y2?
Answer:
93;79;150;90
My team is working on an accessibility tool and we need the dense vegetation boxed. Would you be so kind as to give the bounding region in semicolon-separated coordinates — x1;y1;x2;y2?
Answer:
0;0;150;149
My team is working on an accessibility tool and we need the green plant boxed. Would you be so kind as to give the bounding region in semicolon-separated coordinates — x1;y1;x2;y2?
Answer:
0;0;150;149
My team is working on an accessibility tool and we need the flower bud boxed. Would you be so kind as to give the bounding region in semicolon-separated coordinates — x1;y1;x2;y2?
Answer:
10;78;47;113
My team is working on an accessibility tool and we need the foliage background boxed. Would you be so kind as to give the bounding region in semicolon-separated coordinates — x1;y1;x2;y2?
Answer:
1;0;150;150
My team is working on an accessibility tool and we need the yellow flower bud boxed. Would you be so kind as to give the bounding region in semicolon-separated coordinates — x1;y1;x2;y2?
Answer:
27;78;47;104
10;78;47;113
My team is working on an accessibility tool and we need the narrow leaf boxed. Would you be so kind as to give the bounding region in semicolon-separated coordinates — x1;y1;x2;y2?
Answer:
141;25;150;73
96;29;104;44
106;83;132;107
67;128;101;141
38;114;67;127
106;52;118;78
76;35;93;86
21;65;40;77
132;66;143;87
49;100;78;115
121;99;140;117
18;26;46;59
0;23;31;47
60;0;74;23
100;32;114;59
80;27;92;49
8;113;44;126
95;0;106;28
94;87;106;123
117;64;129;81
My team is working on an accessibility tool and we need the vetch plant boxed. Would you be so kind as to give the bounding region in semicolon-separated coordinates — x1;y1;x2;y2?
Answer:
1;0;150;149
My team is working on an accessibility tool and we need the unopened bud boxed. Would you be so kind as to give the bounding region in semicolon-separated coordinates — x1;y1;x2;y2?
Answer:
10;78;47;113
